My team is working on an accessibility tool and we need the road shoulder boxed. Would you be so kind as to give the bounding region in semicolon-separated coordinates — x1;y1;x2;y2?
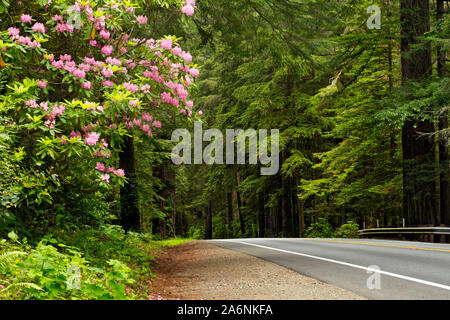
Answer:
150;241;365;300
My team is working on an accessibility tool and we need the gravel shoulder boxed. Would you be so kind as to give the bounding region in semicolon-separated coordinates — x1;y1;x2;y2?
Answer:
150;241;364;300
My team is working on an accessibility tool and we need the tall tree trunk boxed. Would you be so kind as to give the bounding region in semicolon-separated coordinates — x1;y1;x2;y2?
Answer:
400;0;435;226
296;176;305;237
227;192;233;237
235;172;245;236
119;135;141;232
281;150;293;237
205;200;213;239
437;0;449;225
291;177;299;237
168;171;176;237
258;192;265;238
436;0;446;78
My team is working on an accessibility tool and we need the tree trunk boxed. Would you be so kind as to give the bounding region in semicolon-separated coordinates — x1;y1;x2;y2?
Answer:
437;0;449;225
296;177;305;237
400;0;435;226
258;192;265;238
119;135;141;232
291;177;299;237
236;172;245;236
205;200;213;239
227;192;233;237
436;0;446;78
169;171;176;237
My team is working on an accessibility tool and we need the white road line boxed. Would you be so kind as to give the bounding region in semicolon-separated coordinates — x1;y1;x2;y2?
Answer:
220;240;450;292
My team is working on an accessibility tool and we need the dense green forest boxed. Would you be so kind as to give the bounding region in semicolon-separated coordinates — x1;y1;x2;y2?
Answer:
0;0;448;299
171;0;449;239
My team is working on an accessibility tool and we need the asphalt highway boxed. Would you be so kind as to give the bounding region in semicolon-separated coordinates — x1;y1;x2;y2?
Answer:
209;238;450;300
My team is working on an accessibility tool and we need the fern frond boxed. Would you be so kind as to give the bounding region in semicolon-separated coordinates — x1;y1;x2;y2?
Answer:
0;251;27;271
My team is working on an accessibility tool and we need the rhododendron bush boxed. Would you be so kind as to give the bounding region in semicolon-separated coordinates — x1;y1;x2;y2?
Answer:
0;0;199;230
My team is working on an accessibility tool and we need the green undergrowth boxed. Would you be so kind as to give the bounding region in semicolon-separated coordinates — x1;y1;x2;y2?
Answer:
0;225;193;300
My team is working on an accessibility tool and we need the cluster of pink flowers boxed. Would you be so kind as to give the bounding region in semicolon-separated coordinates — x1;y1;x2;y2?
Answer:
160;39;172;50
9;3;202;183
165;81;189;102
7;27;20;37
123;82;139;93
160;91;179;107
181;0;196;16
49;54;92;80
141;84;151;93
136;15;148;25
37;80;47;89
99;29;110;40
170;47;192;64
15;35;41;48
81;81;92;90
20;14;32;23
101;67;113;78
42;104;65;129
31;22;46;33
101;45;113;56
94;150;111;159
24;100;38;108
55;22;74;33
96;162;125;181
84;131;100;146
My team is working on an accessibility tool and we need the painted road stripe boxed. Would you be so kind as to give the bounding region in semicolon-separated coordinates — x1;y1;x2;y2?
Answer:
225;240;450;292
311;239;450;253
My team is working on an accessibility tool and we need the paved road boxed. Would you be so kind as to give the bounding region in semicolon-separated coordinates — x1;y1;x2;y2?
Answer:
209;238;450;300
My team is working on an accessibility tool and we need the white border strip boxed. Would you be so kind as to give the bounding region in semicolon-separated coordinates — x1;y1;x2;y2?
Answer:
223;240;450;291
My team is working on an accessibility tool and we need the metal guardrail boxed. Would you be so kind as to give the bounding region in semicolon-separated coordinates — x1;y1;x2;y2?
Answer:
359;227;450;237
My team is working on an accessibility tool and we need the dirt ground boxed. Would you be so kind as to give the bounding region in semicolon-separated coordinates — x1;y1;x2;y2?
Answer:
150;241;364;300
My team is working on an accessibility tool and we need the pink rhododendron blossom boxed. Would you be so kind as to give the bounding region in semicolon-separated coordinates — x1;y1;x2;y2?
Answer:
102;80;114;87
84;132;100;146
24;100;38;108
52;105;65;117
160;39;172;50
189;68;200;78
17;36;31;45
101;67;113;78
96;162;106;172
8;27;20;37
101;45;113;56
55;23;74;33
114;169;125;177
81;81;92;89
182;51;193;63
142;112;153;122
100;174;110;183
171;47;182;56
52;15;63;22
99;29;110;40
181;5;195;16
129;99;139;108
141;84;151;93
20;14;32;23
32;22;46;33
136;15;148;24
72;69;86;79
37;80;47;89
